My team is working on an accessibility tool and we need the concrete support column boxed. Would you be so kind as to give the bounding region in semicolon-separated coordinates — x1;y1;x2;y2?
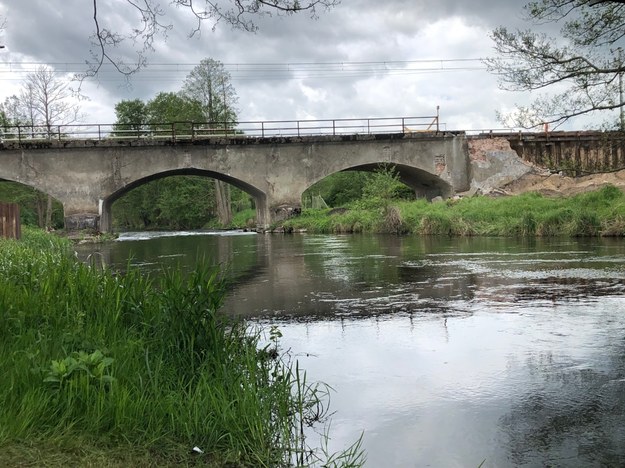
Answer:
261;182;304;230
255;200;302;231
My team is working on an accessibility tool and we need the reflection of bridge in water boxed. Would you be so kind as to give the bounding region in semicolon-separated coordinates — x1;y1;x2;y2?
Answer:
2;114;624;231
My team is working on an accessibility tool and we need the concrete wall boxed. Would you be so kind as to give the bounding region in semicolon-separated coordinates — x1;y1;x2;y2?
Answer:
467;136;534;194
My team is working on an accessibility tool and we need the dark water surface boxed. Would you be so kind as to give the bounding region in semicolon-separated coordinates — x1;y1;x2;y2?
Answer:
76;233;625;467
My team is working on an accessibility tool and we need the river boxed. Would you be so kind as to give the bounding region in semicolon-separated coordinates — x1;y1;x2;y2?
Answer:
75;232;625;467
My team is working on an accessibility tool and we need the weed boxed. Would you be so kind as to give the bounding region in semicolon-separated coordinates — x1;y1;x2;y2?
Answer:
0;229;365;467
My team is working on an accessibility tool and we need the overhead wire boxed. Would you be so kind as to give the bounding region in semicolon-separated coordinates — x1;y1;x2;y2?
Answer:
0;58;492;83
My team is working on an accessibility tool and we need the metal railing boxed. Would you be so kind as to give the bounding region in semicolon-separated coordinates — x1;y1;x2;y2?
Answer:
0;113;441;146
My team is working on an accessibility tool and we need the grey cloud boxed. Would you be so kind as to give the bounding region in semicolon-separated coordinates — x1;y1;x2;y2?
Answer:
0;0;556;129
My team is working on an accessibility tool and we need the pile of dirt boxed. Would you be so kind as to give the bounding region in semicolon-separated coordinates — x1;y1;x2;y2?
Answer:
502;168;625;197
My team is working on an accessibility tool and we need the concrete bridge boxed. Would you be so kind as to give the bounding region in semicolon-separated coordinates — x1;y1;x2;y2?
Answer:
1;117;623;232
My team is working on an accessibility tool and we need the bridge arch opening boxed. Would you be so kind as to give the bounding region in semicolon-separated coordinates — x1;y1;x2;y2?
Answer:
302;163;453;208
101;169;267;232
0;179;64;229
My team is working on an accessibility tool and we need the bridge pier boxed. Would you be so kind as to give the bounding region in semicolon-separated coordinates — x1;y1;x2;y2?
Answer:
64;212;100;232
62;200;102;233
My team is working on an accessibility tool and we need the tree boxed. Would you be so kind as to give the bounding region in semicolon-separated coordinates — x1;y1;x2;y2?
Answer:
112;99;147;136
2;66;83;137
486;0;625;129
1;66;82;228
85;0;338;79
145;92;204;136
181;58;238;126
112;93;216;229
181;58;240;225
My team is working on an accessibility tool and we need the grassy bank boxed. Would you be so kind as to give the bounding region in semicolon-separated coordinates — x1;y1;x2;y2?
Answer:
281;185;625;237
0;228;363;467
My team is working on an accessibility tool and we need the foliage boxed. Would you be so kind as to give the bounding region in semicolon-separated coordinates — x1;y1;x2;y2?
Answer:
179;58;241;225
0;229;364;466
283;185;625;237
112;176;215;230
486;0;625;128
0;181;64;229
146;92;205;134
303;166;414;209
112;99;146;136
111;59;250;229
181;58;239;126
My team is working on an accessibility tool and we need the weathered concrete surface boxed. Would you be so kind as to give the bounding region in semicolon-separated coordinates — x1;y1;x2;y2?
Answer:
0;132;468;231
466;137;535;194
505;131;625;173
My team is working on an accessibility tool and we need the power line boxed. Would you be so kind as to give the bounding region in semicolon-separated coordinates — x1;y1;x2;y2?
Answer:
0;59;491;83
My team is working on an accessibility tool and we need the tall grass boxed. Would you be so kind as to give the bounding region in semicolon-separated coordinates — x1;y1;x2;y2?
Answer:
283;185;625;237
0;228;364;467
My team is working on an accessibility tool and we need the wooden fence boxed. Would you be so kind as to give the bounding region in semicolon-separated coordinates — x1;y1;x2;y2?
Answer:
0;203;21;239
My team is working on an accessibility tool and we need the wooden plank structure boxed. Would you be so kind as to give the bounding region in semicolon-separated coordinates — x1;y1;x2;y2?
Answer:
0;202;21;239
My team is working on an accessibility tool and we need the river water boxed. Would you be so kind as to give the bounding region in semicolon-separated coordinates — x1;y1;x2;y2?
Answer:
75;233;625;467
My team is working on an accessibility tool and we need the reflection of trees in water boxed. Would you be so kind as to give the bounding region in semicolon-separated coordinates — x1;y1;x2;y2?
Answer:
500;350;625;466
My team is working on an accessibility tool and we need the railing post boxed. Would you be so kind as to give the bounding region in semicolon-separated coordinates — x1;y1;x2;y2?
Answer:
333;120;336;136
17;125;22;144
58;125;62;142
401;117;405;134
98;124;102;141
297;121;300;137
436;105;440;133
261;121;265;138
367;120;370;134
172;123;176;143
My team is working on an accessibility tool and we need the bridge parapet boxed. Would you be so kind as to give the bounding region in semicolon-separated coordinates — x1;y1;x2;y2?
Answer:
0;130;458;151
0;115;442;149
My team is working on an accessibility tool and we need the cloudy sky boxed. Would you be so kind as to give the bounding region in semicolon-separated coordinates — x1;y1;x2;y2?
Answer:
0;0;576;131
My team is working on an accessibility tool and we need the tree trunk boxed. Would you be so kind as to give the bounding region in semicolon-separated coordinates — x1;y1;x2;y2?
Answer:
215;180;232;226
36;192;45;228
45;194;52;229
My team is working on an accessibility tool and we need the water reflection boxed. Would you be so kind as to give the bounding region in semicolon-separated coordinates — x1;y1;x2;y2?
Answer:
75;233;625;466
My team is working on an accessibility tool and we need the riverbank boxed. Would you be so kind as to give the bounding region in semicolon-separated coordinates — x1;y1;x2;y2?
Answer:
0;228;363;467
278;185;625;236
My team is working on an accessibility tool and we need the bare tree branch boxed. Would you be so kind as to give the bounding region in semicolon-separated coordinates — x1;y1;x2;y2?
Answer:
80;0;339;83
487;0;625;128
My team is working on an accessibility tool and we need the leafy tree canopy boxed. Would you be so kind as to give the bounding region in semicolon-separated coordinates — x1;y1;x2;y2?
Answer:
111;61;249;229
113;99;146;133
181;58;239;124
486;0;625;129
145;92;204;125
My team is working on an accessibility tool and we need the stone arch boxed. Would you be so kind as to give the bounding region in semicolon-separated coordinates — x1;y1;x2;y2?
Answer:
100;168;267;232
303;162;453;205
0;178;65;228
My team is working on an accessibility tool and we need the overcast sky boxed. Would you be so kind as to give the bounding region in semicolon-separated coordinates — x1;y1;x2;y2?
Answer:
0;0;587;131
